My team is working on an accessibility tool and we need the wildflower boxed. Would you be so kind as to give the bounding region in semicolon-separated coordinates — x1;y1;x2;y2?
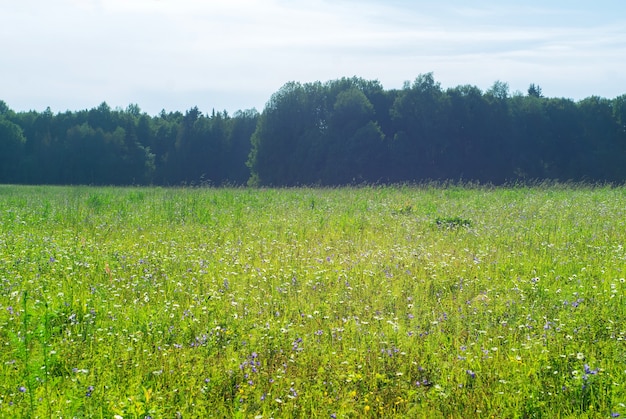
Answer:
466;370;476;379
19;386;27;393
584;364;598;375
292;337;303;351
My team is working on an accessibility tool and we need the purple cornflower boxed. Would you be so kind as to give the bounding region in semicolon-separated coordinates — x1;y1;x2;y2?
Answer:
292;337;303;351
583;364;599;377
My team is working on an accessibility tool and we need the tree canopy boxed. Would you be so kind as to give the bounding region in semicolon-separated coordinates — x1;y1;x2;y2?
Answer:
1;75;625;186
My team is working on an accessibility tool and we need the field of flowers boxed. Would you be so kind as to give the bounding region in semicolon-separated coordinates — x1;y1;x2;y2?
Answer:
0;184;625;418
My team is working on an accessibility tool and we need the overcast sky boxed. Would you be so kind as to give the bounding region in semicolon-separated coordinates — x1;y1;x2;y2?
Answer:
2;0;625;115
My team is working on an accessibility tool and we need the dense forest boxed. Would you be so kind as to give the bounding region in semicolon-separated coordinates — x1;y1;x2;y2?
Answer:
1;73;625;186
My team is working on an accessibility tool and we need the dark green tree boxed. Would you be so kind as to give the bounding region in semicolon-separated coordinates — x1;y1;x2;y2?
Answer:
0;116;26;183
577;96;624;181
325;87;385;183
248;81;328;185
527;83;543;98
390;73;450;181
445;84;491;180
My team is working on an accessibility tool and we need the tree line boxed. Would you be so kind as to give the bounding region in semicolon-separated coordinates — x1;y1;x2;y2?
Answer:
0;101;257;186
1;73;625;186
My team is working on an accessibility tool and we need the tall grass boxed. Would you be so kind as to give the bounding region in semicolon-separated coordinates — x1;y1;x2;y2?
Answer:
0;184;624;417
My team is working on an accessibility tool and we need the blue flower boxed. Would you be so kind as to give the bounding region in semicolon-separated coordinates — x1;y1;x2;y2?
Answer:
584;364;598;375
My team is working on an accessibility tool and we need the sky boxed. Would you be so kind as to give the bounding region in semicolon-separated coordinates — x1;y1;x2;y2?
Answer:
2;0;626;116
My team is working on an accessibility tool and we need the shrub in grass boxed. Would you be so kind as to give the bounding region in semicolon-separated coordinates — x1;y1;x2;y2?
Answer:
435;216;472;228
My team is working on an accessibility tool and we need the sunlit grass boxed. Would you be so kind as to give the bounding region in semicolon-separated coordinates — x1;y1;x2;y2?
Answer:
0;184;625;417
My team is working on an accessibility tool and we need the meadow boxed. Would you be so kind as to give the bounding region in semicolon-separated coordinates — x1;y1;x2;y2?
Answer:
0;184;625;418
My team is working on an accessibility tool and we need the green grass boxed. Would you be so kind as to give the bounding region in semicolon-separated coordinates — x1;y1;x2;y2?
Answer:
0;184;625;418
